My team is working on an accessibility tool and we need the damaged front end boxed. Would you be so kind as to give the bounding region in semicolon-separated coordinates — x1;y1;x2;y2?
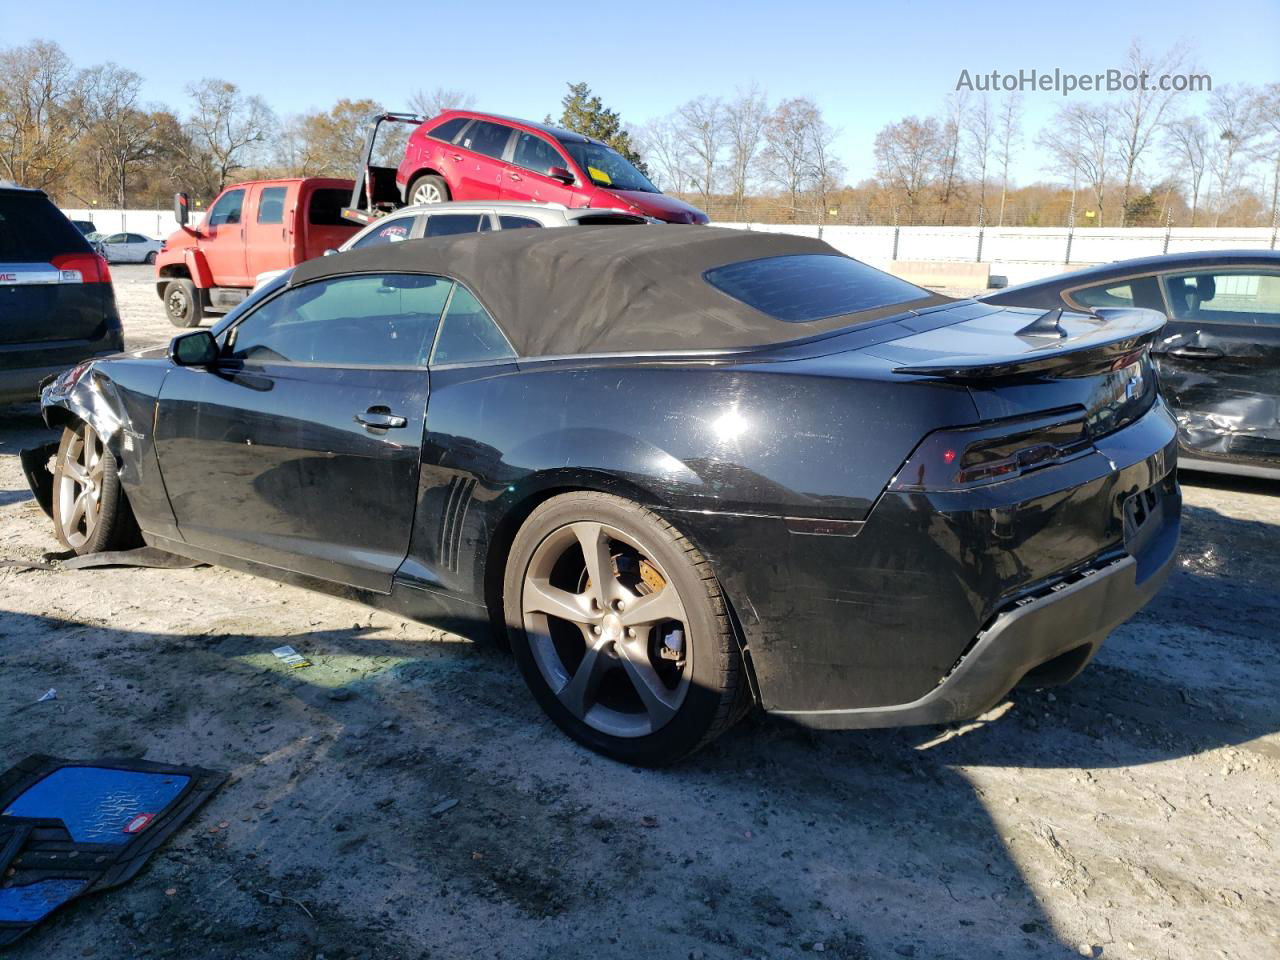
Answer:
21;354;173;531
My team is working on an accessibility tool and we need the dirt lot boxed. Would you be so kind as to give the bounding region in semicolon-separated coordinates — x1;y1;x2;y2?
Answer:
0;264;1277;959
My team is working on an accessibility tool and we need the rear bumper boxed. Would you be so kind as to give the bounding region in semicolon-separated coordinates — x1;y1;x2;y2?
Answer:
0;336;123;404
773;501;1178;729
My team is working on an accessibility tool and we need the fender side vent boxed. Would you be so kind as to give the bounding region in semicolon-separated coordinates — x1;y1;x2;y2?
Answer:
438;476;476;573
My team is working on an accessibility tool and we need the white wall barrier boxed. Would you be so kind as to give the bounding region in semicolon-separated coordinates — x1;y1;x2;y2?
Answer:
60;207;205;239
64;208;1277;287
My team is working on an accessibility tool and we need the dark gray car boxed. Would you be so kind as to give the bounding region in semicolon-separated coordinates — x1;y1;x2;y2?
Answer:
984;250;1280;480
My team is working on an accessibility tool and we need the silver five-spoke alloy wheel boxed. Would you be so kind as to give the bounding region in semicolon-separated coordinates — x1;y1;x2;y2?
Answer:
521;520;692;739
57;423;105;550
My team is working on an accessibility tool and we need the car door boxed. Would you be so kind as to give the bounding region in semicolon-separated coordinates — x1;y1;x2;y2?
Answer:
453;120;514;200
199;187;249;287
501;132;579;205
244;185;292;276
152;272;450;591
1154;268;1280;466
98;233;128;263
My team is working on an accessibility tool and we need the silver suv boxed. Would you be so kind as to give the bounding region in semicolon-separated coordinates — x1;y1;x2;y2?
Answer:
344;200;652;251
254;201;651;288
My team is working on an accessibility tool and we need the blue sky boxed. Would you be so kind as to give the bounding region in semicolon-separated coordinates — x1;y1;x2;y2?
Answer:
9;0;1279;184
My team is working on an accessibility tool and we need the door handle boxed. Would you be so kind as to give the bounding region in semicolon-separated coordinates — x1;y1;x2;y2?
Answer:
355;409;407;430
1167;346;1223;360
449;153;462;162
508;172;522;181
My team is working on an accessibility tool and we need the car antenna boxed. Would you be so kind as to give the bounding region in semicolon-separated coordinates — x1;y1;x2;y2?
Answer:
1015;307;1068;339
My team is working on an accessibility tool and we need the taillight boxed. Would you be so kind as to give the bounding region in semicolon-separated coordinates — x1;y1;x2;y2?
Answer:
50;253;111;284
889;409;1092;492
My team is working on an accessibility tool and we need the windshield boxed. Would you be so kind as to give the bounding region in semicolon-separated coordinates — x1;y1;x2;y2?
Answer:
558;141;657;193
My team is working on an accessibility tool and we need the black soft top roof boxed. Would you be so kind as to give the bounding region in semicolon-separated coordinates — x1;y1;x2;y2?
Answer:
289;226;941;357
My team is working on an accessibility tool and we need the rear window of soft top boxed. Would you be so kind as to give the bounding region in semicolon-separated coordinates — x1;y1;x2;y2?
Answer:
705;253;929;323
0;192;92;262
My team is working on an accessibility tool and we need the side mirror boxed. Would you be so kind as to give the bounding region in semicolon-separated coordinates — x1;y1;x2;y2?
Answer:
169;330;218;366
173;192;190;227
547;166;575;185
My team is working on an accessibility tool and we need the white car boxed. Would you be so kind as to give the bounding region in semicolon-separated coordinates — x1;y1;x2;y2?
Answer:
253;201;652;288
95;232;163;264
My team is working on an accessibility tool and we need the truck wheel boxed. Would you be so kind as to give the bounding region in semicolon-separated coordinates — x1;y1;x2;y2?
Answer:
408;174;450;206
163;278;203;328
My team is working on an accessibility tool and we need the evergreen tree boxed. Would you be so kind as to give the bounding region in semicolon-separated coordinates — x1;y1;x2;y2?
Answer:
549;82;649;174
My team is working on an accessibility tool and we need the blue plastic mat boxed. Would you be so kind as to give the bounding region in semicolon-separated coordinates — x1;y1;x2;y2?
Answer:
2;767;191;845
0;756;224;946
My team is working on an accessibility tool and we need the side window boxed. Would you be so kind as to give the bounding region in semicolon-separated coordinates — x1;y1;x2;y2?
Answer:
498;215;543;230
226;274;451;367
428;117;469;143
431;285;515;365
308;188;349;225
103;233;127;244
352;216;417;249
512;133;564;176
206;189;245;227
462;121;513;159
425;214;485;237
257;186;287;224
1161;271;1280;325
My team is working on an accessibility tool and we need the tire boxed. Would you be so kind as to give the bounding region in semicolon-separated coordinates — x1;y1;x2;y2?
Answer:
145;251;157;265
407;174;450;206
51;422;140;555
163;278;203;328
503;491;746;766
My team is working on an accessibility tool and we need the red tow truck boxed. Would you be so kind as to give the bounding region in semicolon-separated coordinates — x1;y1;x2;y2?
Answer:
155;177;357;327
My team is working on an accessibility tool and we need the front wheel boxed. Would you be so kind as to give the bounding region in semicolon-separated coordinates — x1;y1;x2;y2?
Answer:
52;422;140;555
163;278;203;328
145;251;157;265
504;492;747;765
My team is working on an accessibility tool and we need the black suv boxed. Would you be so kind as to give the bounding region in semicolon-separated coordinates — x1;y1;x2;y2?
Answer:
0;185;124;404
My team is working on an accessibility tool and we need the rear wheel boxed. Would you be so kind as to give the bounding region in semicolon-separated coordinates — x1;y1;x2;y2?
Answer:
52;422;139;555
504;492;746;765
163;278;203;328
408;174;450;206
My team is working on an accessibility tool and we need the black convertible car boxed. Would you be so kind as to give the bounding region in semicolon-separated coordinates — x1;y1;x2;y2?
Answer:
25;227;1181;764
985;250;1280;479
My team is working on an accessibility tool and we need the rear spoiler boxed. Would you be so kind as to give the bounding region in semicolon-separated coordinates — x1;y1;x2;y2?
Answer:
888;307;1167;381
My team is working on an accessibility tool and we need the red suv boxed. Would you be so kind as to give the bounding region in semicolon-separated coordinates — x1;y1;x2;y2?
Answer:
396;111;709;224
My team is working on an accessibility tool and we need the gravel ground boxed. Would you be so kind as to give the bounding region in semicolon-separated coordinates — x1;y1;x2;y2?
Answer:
0;265;1276;960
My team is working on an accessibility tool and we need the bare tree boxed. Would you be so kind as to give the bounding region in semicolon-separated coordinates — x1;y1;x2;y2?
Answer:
1115;39;1190;225
807;112;844;232
1038;103;1115;225
407;87;477;119
1206;84;1261;226
936;92;967;224
76;63;160;206
182;78;275;195
0;40;80;191
635;114;691;194
1256;83;1280;229
676;95;724;208
724;85;768;220
872;115;940;223
966;94;995;220
1163;115;1210;225
761;98;818;219
994;94;1022;226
